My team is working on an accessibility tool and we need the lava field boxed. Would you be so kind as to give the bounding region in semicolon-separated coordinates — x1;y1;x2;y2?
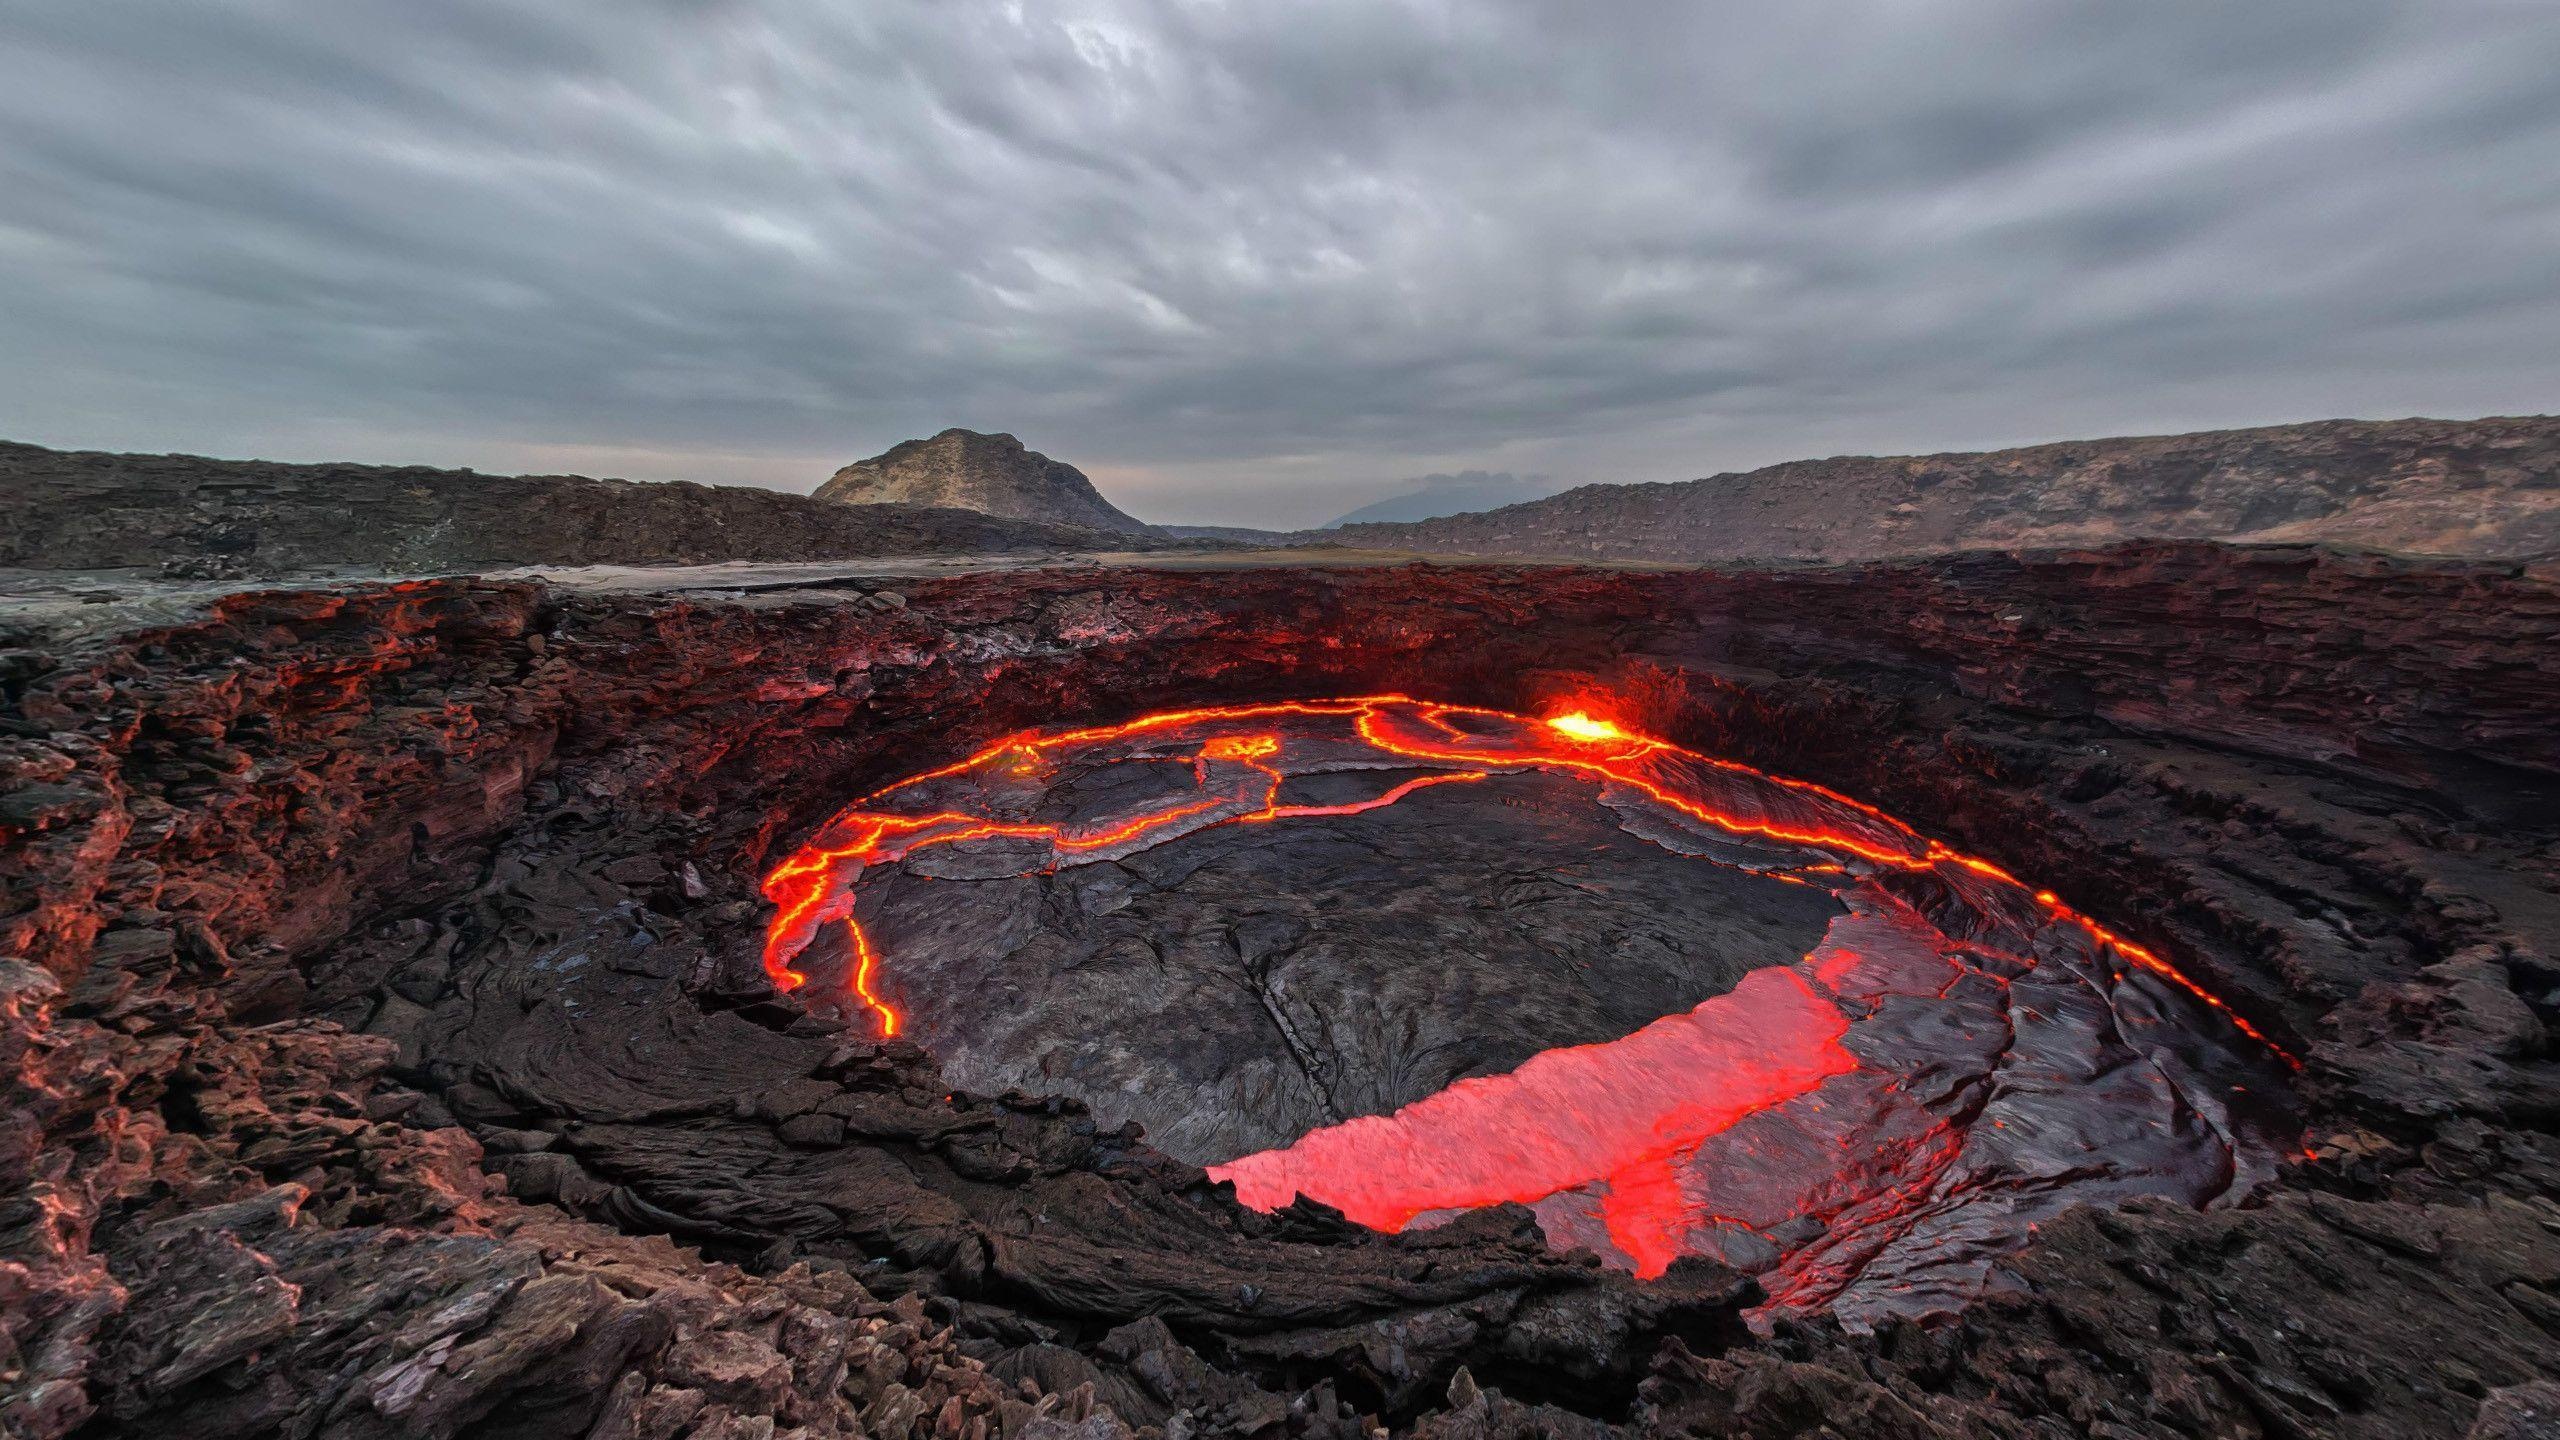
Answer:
7;543;2560;1439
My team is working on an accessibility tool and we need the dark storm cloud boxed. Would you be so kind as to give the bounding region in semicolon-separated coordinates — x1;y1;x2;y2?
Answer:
2;1;2555;526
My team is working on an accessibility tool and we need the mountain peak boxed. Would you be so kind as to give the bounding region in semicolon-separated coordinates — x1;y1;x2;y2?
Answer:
816;429;1150;534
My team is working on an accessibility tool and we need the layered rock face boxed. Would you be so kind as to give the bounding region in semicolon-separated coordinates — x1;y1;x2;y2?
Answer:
815;430;1155;535
5;543;2559;1438
0;440;1163;575
1322;415;2560;562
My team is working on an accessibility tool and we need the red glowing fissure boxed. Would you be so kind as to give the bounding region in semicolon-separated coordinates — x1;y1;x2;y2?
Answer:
759;695;2293;1283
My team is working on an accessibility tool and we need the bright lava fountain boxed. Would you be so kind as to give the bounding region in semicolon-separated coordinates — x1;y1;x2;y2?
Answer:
763;696;2296;1325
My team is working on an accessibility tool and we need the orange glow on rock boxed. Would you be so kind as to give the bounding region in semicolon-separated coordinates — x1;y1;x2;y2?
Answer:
844;917;897;1038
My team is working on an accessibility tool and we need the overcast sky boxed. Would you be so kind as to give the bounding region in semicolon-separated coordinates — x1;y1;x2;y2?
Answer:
2;2;2555;528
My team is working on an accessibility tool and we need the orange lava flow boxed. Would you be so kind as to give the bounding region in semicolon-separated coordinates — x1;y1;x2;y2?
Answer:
761;695;2293;1069
1211;965;1859;1277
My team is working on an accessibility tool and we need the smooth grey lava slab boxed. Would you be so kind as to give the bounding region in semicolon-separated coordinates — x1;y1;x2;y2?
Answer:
842;769;1842;1162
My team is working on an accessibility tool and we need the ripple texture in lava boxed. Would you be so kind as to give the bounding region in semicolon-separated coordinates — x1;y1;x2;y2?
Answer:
764;697;2297;1327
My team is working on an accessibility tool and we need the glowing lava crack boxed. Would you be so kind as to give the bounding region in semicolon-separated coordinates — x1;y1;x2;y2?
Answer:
763;696;2298;1325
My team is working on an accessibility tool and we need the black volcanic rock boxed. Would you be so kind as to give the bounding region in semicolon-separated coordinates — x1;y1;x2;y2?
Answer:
6;543;2559;1438
0;439;1170;574
1317;415;2560;561
815;429;1154;535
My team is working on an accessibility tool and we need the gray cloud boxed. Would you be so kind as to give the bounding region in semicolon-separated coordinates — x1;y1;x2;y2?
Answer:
2;0;2555;527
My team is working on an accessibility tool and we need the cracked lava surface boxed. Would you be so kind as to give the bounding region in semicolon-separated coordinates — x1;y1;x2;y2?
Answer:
762;696;2297;1326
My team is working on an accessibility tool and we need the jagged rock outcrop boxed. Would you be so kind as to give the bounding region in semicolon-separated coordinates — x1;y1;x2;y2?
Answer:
0;440;1170;575
1321;415;2560;562
0;970;1057;1440
5;542;2559;1437
816;431;1154;535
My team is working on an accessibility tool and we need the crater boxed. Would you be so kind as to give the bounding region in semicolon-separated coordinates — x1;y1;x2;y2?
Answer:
762;696;2298;1325
23;547;2553;1439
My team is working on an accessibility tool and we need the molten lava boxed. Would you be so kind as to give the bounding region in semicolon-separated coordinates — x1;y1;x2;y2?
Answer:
761;695;2297;1321
1546;709;1632;743
1213;965;1859;1275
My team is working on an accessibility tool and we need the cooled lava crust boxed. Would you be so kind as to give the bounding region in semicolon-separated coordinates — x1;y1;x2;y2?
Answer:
7;542;2560;1439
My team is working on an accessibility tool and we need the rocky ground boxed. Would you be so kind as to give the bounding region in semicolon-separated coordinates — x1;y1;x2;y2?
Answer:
4;542;2559;1438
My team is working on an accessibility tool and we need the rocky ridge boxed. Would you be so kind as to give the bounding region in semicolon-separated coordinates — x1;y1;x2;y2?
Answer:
815;431;1154;536
0;440;1174;576
1318;416;2560;562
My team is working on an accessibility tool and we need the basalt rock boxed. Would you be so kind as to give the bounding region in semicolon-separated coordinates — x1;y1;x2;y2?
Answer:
2;541;2557;1438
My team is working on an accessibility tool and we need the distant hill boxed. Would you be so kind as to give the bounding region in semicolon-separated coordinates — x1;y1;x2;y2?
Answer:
1156;523;1294;544
1323;471;1555;528
815;429;1153;535
1317;417;2560;563
0;441;1171;573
